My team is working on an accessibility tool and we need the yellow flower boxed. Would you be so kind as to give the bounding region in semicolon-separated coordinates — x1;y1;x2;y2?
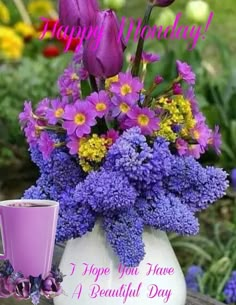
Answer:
79;135;108;172
28;0;53;17
14;22;36;38
105;75;119;90
0;26;24;60
0;1;10;24
154;95;195;141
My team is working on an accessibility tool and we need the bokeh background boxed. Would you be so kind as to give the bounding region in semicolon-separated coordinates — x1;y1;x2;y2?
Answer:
0;0;236;302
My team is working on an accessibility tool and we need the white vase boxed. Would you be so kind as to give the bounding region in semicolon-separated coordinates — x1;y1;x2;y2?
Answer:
54;222;186;305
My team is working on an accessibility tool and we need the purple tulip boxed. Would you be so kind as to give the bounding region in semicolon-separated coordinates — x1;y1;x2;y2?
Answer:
15;278;31;300
149;0;175;7
59;0;99;28
42;273;62;298
0;276;15;298
83;10;126;78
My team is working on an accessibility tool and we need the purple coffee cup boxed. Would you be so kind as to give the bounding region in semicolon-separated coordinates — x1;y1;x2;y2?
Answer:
0;199;59;278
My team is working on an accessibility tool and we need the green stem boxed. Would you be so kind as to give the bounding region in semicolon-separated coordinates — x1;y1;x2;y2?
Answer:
89;75;98;92
131;4;153;77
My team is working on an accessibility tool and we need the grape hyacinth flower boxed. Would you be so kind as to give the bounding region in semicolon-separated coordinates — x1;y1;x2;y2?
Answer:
224;271;236;304
124;106;160;135
185;265;204;292
176;60;196;85
63;101;96;138
110;72;143;103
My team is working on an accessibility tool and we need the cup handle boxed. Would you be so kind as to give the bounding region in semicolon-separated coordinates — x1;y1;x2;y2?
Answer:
0;207;7;259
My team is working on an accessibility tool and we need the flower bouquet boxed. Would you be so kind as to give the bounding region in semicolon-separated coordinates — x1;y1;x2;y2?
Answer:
19;0;228;304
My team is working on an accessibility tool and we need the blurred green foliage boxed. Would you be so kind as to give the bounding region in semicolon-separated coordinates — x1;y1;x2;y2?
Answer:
0;54;70;168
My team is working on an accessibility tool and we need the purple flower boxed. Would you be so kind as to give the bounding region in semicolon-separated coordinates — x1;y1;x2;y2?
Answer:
24;121;38;145
176;138;188;156
149;0;175;7
63;101;96;138
131;52;160;63
208;125;222;155
231;169;236;190
35;98;50;116
185;265;203;292
185;87;199;115
42;273;62;298
15;278;31;300
224;271;236;303
187;144;204;159
75;169;137;213
59;0;99;28
173;83;183;95
58;74;80;100
110;72;143;103
87;90;110;118
124;106;159;135
67;136;80;155
19;101;34;125
111;96;134;118
0;276;15;298
83;10;125;78
176;60;196;85
154;75;164;85
102;129;119;146
46;99;66;125
103;209;145;267
38;132;55;160
191;122;211;147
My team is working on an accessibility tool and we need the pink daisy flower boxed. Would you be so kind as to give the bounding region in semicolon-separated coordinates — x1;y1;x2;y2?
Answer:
63;101;96;138
102;129;120;146
111;96;135;118
110;72;143;103
46;99;66;125
19;101;34;125
191;122;211;147
87;90;110;118
124;106;160;135
208;125;222;155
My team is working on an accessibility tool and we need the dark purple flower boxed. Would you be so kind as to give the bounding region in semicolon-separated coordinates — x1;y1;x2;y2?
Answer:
83;10;125;78
42;273;62;298
154;75;164;85
176;60;196;85
231;169;236;190
59;0;99;28
149;0;175;7
173;83;183;95
15;278;31;300
0;276;15;298
185;265;203;292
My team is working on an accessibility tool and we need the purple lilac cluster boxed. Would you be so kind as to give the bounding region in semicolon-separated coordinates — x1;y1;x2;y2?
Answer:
23;128;228;266
0;261;62;305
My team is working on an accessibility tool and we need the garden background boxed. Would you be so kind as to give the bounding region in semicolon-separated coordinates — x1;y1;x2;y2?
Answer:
0;0;236;303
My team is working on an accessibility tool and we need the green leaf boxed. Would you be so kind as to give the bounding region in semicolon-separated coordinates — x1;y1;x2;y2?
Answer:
81;80;92;98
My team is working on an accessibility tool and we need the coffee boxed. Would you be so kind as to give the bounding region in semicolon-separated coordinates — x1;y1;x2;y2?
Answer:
8;202;51;208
